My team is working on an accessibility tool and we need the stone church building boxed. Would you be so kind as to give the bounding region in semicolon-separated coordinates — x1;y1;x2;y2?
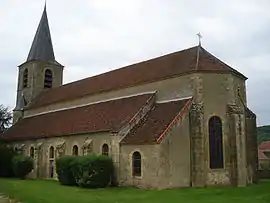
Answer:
2;6;258;189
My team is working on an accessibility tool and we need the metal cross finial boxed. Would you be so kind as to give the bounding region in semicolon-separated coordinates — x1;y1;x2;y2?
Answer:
197;32;202;46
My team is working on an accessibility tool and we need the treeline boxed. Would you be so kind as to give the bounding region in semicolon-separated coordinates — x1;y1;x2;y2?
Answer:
257;125;270;144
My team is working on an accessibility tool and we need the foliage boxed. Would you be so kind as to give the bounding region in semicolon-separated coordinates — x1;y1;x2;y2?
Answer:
0;105;12;134
12;154;33;179
257;125;270;144
56;156;77;186
56;155;113;188
0;179;270;203
71;155;113;188
0;142;16;177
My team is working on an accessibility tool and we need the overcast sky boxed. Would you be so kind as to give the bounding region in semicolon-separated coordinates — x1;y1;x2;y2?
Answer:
0;0;269;126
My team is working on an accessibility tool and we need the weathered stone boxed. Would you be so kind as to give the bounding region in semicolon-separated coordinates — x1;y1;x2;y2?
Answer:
9;13;257;189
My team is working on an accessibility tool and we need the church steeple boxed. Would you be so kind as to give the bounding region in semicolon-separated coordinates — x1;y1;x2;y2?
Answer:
13;4;64;124
27;4;55;63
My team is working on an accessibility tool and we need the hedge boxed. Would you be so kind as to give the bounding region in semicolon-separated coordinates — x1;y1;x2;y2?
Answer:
0;142;16;177
56;155;77;186
12;154;34;179
56;155;113;188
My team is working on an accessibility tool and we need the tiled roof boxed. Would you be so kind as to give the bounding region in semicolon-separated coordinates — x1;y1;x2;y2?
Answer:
27;46;246;110
258;141;270;150
2;93;154;141
121;98;192;145
25;5;60;66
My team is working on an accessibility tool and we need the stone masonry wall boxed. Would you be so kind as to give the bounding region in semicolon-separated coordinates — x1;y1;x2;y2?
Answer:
12;132;117;179
245;113;259;183
14;60;63;123
158;105;191;188
119;144;160;189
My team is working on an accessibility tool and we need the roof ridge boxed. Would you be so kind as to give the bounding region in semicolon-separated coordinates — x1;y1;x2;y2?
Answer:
156;96;192;104
259;141;270;146
199;47;247;79
26;45;246;110
49;45;199;88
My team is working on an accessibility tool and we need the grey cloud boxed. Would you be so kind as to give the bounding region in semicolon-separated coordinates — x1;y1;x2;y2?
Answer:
0;0;269;126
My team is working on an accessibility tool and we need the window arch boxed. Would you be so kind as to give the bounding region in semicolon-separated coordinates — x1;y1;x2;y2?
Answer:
132;151;141;176
72;145;79;156
102;144;109;156
44;69;53;88
30;147;35;158
23;69;28;88
208;116;224;169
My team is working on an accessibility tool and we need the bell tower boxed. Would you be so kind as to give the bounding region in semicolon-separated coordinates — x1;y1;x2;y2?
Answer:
13;4;64;123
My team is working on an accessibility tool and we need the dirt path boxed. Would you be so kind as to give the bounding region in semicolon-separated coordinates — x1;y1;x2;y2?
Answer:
0;195;18;203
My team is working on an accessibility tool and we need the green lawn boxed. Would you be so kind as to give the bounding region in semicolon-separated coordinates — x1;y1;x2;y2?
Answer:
0;179;270;203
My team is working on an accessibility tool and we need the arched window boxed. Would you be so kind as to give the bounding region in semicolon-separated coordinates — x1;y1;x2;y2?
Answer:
208;116;224;169
102;144;109;156
23;69;28;88
30;147;35;158
49;146;55;178
72;145;79;156
132;151;141;176
49;146;54;159
44;69;53;88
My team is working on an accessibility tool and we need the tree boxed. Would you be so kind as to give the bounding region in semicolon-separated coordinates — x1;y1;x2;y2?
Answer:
257;125;270;144
0;105;12;134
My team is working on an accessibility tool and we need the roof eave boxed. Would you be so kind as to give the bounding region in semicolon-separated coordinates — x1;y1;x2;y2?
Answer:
18;59;64;68
2;129;111;142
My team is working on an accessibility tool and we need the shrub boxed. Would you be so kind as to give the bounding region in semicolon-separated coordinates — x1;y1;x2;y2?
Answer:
56;156;77;186
12;154;33;179
0;142;16;177
72;155;113;188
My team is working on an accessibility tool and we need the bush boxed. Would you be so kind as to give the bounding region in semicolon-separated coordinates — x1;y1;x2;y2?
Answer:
71;155;113;188
56;155;113;188
0;142;16;177
12;154;33;179
56;156;77;186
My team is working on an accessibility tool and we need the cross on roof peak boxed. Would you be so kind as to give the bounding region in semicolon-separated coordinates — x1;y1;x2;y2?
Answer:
197;33;202;46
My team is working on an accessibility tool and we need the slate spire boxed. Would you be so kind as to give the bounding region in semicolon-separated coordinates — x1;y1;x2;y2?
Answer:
26;4;55;62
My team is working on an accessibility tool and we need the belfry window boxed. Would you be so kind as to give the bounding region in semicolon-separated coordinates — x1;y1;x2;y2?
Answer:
132;151;142;176
72;145;79;156
44;69;53;88
208;116;224;169
102;144;109;156
23;69;28;88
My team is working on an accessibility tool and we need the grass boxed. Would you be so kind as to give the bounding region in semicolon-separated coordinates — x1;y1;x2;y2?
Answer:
0;179;270;203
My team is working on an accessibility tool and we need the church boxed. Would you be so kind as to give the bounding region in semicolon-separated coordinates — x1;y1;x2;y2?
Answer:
1;6;258;189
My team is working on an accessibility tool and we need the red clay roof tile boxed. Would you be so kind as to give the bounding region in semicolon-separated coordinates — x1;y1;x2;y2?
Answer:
27;46;246;110
258;141;270;150
3;93;154;141
258;150;268;159
121;98;192;145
